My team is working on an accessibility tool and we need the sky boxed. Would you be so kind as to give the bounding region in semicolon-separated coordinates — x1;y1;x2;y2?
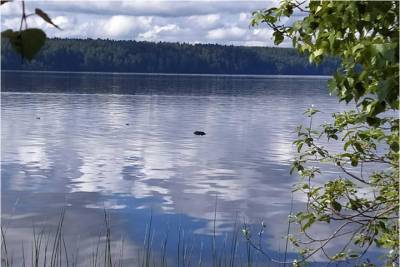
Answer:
0;0;296;47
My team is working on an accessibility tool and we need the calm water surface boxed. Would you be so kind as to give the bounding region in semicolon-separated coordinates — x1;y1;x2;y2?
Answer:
1;72;381;266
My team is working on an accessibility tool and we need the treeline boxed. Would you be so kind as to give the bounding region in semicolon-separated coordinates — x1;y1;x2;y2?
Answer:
1;38;338;75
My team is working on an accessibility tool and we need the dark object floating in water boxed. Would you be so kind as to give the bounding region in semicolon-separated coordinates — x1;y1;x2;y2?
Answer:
193;131;206;136
36;117;40;120
125;123;130;126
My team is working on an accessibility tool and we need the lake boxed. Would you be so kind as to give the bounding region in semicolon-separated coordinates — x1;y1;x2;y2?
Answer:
1;71;381;266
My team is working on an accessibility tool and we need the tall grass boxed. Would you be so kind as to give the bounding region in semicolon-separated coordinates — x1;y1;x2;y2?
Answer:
1;208;285;267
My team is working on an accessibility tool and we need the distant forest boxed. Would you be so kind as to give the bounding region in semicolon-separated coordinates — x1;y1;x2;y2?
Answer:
1;38;338;75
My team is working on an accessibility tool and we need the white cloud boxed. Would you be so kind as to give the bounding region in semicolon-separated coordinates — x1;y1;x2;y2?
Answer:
186;14;221;30
52;16;70;29
20;1;277;18
1;17;20;30
0;0;291;47
207;26;246;40
239;12;249;22
104;15;152;38
244;40;266;46
104;16;136;38
138;23;179;40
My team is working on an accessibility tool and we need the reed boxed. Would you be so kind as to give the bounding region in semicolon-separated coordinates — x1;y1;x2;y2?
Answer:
1;208;280;267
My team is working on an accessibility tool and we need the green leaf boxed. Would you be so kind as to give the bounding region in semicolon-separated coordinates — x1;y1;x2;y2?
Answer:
273;31;284;45
349;199;362;210
1;29;15;38
2;28;46;61
328;79;337;94
250;2;399;260
366;116;381;127
344;140;352;151
350;157;358;167
302;214;316;231
297;142;304;153
313;48;324;57
35;8;61;29
317;214;330;223
331;200;342;212
369;43;395;61
315;6;322;14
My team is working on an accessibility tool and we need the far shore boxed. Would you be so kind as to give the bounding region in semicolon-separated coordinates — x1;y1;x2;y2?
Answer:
1;69;332;79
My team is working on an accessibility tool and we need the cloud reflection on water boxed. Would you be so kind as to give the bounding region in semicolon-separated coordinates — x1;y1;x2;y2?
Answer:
3;73;369;264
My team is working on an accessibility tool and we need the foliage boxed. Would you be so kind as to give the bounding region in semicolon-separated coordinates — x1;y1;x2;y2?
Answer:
1;0;60;61
1;37;338;75
251;0;399;266
2;29;46;61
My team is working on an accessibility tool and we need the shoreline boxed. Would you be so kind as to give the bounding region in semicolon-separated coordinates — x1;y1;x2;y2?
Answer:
1;69;332;79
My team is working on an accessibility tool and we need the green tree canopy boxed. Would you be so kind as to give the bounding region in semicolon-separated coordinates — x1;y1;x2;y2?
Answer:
1;38;338;75
250;1;398;266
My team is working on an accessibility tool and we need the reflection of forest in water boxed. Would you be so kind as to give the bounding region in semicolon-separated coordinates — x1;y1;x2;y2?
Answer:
2;73;376;265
